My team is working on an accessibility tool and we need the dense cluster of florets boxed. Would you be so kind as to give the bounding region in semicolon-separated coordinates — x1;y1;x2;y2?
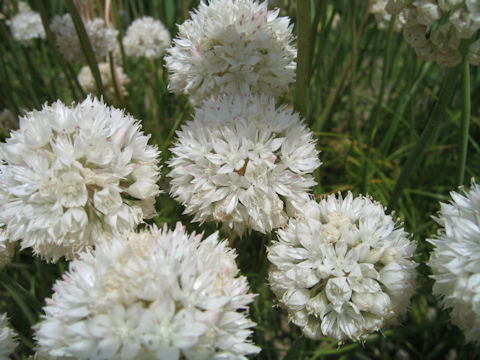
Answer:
0;314;17;358
386;0;480;66
268;193;417;342
34;223;259;359
50;15;118;63
9;9;45;45
0;96;160;262
168;94;320;235
371;0;404;32
165;0;296;104
123;16;171;59
78;62;130;100
427;180;480;344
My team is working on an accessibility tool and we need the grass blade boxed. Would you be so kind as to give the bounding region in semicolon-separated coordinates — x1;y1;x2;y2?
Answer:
456;60;470;186
64;0;105;97
387;65;461;212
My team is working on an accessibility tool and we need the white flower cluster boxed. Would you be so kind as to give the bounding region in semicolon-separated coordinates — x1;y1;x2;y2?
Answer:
371;0;404;32
35;223;259;359
78;62;130;100
268;193;417;342
165;0;296;104
50;14;118;63
0;96;160;262
9;8;46;45
427;180;480;344
386;0;480;66
123;16;171;59
0;314;17;359
168;94;320;235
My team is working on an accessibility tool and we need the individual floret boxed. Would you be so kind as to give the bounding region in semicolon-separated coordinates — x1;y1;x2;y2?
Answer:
165;0;296;104
50;14;118;63
0;314;18;359
268;193;417;342
0;96;161;262
427;180;480;344
34;223;260;359
168;94;321;235
123;16;171;59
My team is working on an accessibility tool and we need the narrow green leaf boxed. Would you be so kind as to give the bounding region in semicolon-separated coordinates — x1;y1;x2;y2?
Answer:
33;0;85;100
295;1;310;119
64;0;105;97
456;60;470;186
387;66;461;212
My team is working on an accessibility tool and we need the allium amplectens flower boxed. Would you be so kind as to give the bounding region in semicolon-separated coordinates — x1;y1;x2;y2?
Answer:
386;0;480;66
78;62;130;99
165;0;296;104
34;223;259;359
0;314;18;358
427;180;480;343
50;14;118;63
0;96;160;262
268;193;417;342
123;16;171;59
168;94;321;235
9;10;46;45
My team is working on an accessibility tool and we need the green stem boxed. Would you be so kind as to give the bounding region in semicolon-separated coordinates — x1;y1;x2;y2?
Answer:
0;22;41;108
34;0;85;100
65;0;105;97
387;66;461;213
295;0;310;119
129;0;139;18
314;0;371;132
350;0;360;142
108;53;122;104
360;12;396;193
380;62;432;154
456;60;470;186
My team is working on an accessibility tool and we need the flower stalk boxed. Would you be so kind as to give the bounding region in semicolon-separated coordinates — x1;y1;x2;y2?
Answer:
456;59;470;186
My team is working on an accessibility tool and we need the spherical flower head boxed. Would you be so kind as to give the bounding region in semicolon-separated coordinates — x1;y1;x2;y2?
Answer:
0;96;161;262
371;0;404;32
0;313;18;358
386;0;480;66
78;62;130;100
34;222;259;359
50;14;118;63
165;0;296;105
427;180;480;344
123;16;171;59
267;193;417;342
9;10;46;45
168;94;321;235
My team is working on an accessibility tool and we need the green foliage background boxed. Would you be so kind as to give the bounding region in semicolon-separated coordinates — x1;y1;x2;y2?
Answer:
0;0;479;358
